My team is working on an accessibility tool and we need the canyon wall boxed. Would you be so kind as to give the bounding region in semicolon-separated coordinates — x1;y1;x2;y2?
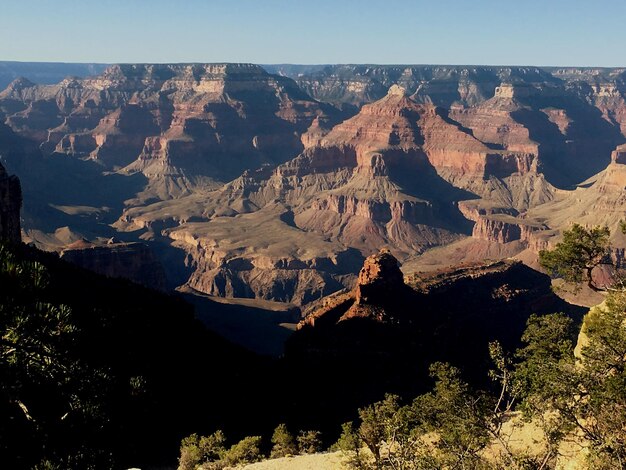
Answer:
3;64;626;302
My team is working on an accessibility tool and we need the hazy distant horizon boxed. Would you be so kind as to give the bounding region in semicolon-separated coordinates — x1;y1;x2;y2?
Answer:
2;0;626;67
1;60;624;69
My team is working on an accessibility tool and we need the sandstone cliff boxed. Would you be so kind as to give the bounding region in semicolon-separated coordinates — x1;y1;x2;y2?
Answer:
518;143;626;257
268;65;560;108
115;80;626;303
4;64;626;305
0;63;339;201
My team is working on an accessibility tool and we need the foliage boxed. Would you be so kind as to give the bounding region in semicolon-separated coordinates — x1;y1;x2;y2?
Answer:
221;436;263;467
270;423;297;458
332;282;626;469
178;431;226;470
539;223;611;291
297;429;323;454
515;296;626;468
335;344;564;470
335;366;499;469
334;421;372;469
412;363;494;469
0;242;111;468
177;431;264;469
0;241;269;468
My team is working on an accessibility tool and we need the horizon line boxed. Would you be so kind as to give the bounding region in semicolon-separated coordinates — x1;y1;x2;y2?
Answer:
1;60;625;70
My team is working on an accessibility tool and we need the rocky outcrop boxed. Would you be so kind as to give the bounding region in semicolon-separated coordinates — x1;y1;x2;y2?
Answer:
268;65;560;108
519;143;626;254
354;250;404;303
612;143;626;164
164;206;364;305
0;63;339;200
122;83;612;302
4;63;626;306
0;161;21;242
273;65;624;188
552;68;626;138
299;250;411;325
288;257;583;419
458;201;550;246
60;241;167;290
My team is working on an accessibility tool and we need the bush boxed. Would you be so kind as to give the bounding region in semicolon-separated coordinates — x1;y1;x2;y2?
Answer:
177;431;226;470
221;436;262;467
297;430;322;454
270;423;297;458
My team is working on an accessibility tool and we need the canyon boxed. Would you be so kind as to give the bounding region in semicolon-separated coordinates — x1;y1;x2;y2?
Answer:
2;61;625;469
1;63;626;305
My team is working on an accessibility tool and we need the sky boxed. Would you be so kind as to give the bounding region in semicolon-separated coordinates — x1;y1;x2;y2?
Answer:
1;0;624;67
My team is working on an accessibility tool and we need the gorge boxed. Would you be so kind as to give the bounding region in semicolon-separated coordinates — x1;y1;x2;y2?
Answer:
2;63;625;306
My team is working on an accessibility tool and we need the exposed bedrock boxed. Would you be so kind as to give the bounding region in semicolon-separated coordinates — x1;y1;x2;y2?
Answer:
60;241;167;291
0;63;340;199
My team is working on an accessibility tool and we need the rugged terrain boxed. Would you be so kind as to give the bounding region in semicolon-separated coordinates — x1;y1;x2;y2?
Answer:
279;250;584;439
2;63;626;303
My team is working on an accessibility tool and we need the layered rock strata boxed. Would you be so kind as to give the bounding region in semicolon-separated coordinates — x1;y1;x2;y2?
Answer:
0;63;339;200
3;64;626;303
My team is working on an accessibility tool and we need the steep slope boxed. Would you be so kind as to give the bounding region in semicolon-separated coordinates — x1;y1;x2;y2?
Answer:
121;82;617;304
281;251;583;438
552;67;626;136
0;64;344;285
0;63;339;200
118;87;494;302
0;241;278;469
59;240;167;290
523;144;626;254
271;65;561;108
4;64;626;304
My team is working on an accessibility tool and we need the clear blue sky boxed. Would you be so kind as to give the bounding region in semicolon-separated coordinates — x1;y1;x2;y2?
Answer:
1;0;624;66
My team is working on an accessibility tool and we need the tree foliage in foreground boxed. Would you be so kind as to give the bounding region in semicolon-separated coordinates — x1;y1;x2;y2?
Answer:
335;354;541;470
1;241;267;469
539;223;611;291
517;299;626;469
336;296;626;469
270;423;297;458
178;425;322;469
0;243;112;468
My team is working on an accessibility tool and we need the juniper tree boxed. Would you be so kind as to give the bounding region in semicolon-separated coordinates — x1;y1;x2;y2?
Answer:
539;224;611;291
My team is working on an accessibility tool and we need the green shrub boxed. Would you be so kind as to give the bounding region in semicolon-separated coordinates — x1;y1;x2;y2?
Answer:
178;431;226;470
221;436;262;467
270;423;297;458
297;430;322;454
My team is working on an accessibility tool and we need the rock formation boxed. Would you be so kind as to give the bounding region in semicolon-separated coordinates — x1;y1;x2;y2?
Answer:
0;161;21;242
60;240;167;290
266;65;560;109
3;63;626;303
354;249;404;303
0;63;340;201
286;255;583;428
113;76;626;302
